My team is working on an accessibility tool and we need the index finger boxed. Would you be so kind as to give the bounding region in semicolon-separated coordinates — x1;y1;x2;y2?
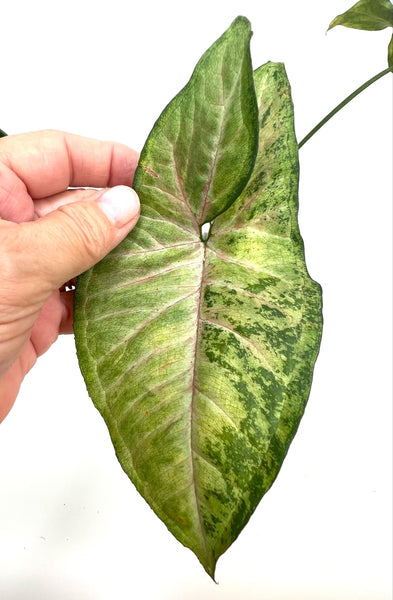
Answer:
0;130;139;199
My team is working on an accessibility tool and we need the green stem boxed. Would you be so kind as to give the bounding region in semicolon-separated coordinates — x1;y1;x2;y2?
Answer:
0;128;7;138
298;67;392;149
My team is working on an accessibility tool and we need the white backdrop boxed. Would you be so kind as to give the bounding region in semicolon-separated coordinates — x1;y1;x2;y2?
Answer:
0;1;392;598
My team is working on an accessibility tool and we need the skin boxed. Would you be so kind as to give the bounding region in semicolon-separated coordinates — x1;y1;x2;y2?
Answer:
0;130;140;422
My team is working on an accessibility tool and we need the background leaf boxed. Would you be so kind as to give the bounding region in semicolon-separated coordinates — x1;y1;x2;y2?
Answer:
74;26;322;578
328;0;393;31
388;32;393;66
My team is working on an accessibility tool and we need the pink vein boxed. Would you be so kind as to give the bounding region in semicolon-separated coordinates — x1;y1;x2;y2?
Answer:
96;288;199;365
208;247;292;284
129;409;191;465
194;384;238;432
203;280;289;317
161;129;200;234
200;317;275;373
200;66;243;223
106;337;193;394
118;366;193;426
116;261;201;290
200;124;224;223
88;258;202;299
108;240;200;259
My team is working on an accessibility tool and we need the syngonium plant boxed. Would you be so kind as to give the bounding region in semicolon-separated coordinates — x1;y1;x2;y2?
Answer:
74;17;323;578
73;1;393;576
2;0;390;581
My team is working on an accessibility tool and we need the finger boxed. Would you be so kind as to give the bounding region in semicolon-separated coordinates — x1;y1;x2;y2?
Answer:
29;292;64;358
0;355;35;422
0;130;139;199
34;188;108;219
0;160;36;222
7;185;140;292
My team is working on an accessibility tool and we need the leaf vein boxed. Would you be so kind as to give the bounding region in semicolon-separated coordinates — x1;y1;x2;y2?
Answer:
189;242;210;562
129;409;190;464
207;247;292;283
97;288;199;363
118;366;193;426
200;317;276;373
108;240;200;258
88;260;202;299
204;280;290;317
194;385;239;432
106;336;193;395
192;447;225;480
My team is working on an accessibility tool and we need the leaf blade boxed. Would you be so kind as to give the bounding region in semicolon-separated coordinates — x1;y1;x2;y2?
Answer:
328;0;393;31
193;62;322;566
74;228;212;566
133;16;259;226
74;36;322;578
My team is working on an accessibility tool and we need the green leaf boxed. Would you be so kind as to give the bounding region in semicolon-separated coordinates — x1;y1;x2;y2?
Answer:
328;0;393;31
74;20;322;578
388;32;393;67
0;128;7;138
136;16;258;225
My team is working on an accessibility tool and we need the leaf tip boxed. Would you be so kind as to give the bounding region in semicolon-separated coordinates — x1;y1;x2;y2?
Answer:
327;14;349;31
327;18;338;32
229;15;253;38
231;14;251;27
201;557;218;582
192;544;219;580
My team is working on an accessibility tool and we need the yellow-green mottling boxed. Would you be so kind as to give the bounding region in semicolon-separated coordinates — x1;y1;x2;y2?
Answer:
74;17;323;578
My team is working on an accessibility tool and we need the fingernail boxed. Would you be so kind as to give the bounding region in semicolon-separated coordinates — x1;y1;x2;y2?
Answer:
98;185;140;227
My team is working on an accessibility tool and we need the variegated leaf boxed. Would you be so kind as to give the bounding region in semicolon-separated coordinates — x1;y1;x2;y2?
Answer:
74;18;322;578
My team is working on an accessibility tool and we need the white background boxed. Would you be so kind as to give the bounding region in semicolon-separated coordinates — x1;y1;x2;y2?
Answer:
0;1;392;598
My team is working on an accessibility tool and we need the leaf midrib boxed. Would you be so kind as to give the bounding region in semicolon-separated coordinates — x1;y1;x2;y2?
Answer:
200;64;244;224
189;241;211;563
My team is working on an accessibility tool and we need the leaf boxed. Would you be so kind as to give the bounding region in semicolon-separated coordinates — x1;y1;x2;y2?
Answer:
74;19;323;579
328;0;393;31
0;128;7;138
137;16;259;225
388;32;393;67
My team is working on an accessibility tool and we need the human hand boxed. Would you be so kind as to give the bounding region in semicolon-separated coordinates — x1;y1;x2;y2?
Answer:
0;130;140;421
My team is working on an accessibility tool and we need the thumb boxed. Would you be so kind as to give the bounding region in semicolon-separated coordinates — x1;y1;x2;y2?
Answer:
16;185;140;291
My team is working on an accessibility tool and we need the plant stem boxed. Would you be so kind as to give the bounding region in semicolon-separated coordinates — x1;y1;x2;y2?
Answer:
0;128;7;138
298;67;392;149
